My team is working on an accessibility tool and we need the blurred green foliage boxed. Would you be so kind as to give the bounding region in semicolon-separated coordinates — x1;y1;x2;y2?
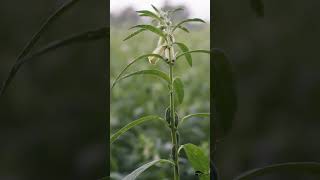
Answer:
110;21;210;179
0;0;106;179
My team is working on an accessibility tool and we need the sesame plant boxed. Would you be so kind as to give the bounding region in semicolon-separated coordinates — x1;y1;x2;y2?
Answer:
111;5;211;180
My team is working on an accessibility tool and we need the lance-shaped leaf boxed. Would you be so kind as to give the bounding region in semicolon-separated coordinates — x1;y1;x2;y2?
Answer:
110;115;163;144
117;69;170;85
123;159;174;180
176;50;210;61
123;29;146;41
173;77;184;104
0;27;108;97
178;113;210;128
17;0;80;60
111;53;165;89
177;26;190;33
250;0;264;17
151;4;160;14
233;162;320;180
136;10;162;22
173;18;206;32
180;144;210;180
174;42;192;67
212;48;237;137
169;7;184;14
130;24;166;39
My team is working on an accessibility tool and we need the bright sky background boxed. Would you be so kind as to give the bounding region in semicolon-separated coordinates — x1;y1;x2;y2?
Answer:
110;0;210;21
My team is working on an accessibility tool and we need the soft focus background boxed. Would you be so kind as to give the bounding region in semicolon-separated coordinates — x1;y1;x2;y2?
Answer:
110;1;210;179
0;0;107;179
214;0;320;179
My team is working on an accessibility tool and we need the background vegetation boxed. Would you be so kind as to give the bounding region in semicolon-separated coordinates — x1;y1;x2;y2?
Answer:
214;0;320;179
0;0;106;179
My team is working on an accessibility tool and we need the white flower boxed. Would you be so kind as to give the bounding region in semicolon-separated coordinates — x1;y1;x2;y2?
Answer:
148;37;166;64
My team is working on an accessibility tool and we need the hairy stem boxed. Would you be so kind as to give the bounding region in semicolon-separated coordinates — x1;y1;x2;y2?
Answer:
169;55;180;180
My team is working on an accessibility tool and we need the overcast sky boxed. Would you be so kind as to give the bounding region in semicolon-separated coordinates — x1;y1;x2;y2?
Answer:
110;0;210;21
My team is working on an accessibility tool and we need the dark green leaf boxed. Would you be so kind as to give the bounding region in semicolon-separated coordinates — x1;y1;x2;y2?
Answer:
181;144;210;180
110;115;163;144
123;159;174;180
173;77;184;104
130;24;165;39
212;48;237;137
173;18;206;32
111;53;165;89
174;42;192;67
250;0;264;17
18;0;80;60
0;27;108;97
179;113;210;127
233;162;320;180
123;29;146;41
176;50;210;61
170;7;184;14
137;10;162;22
177;26;190;33
151;4;160;14
118;69;170;84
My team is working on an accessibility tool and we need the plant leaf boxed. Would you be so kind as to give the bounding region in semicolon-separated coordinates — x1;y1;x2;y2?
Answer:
130;24;165;39
110;115;163;144
123;159;174;180
111;53;165;89
174;42;192;67
181;144;210;180
250;0;264;17
0;27;108;97
233;162;320;180
173;77;184;104
178;113;210;127
123;29;146;41
212;48;237;137
0;0;81;98
17;0;80;60
173;18;206;32
136;10;162;22
177;26;190;33
151;4;160;14
118;69;170;84
176;50;210;61
170;7;184;14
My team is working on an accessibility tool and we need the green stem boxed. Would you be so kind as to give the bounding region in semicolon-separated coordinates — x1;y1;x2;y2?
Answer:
169;57;180;180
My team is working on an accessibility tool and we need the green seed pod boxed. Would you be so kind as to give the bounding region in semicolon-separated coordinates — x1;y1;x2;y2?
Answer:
176;132;180;145
171;145;176;160
174;112;179;128
165;107;171;125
